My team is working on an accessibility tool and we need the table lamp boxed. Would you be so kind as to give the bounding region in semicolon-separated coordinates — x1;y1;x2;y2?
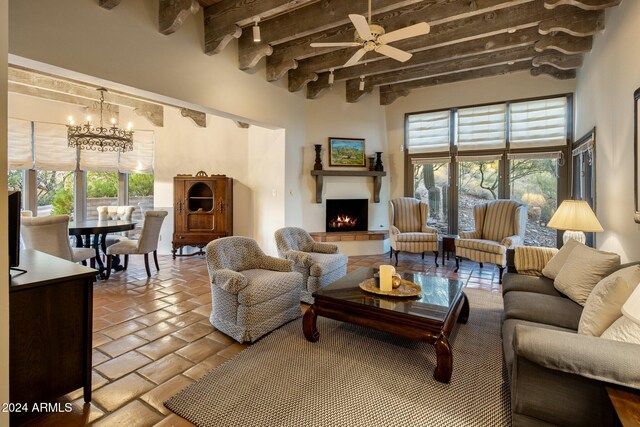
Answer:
622;285;640;325
547;200;603;245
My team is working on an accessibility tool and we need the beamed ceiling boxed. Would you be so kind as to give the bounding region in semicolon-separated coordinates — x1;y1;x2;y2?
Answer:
101;0;620;105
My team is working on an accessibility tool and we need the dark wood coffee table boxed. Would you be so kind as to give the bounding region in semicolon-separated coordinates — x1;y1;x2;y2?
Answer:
303;267;469;383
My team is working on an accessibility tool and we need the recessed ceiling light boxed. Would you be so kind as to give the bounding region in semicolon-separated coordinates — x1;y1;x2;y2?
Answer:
507;28;517;34
507;61;515;65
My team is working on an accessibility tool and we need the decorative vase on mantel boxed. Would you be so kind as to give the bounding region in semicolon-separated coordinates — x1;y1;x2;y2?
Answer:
368;156;376;171
374;152;384;172
313;144;323;170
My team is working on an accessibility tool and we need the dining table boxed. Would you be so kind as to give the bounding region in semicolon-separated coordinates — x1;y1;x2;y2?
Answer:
68;219;137;279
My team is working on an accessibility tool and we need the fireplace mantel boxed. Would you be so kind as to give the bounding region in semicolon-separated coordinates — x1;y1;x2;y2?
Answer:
310;170;387;203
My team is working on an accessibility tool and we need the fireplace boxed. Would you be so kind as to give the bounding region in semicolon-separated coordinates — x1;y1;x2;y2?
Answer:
326;199;368;232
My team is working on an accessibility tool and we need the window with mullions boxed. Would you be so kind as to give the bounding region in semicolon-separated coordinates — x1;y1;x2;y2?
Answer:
405;95;571;247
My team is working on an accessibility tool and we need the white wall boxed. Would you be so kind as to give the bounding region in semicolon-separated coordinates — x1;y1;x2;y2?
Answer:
304;82;391;234
247;127;285;256
575;0;640;262
384;71;577;199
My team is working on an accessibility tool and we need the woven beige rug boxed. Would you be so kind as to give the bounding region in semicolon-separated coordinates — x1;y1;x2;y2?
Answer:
165;288;510;426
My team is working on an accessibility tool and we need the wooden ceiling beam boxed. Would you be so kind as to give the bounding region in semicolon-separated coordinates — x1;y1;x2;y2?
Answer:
237;0;507;71
159;0;200;35
267;0;534;81
544;0;620;10
532;52;583;69
203;0;317;55
99;0;122;10
305;28;541;98
8;68;164;127
534;33;592;54
287;1;574;89
530;65;577;79
379;61;533;105
8;83;121;116
346;46;538;103
538;9;604;36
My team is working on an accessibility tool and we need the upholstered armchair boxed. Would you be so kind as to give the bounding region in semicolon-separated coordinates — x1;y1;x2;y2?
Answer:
455;199;527;282
105;210;167;277
274;227;348;304
389;197;439;266
206;236;303;343
20;214;95;266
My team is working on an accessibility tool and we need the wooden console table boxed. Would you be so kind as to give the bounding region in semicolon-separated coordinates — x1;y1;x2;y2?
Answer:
9;250;95;425
310;170;386;203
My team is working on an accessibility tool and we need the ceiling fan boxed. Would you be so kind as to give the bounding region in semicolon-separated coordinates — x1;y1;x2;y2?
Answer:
310;0;430;67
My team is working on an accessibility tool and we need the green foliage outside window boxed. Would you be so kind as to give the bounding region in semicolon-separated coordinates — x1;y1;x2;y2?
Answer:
129;174;154;197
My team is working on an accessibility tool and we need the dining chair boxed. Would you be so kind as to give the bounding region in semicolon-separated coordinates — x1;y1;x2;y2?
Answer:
97;205;136;246
105;210;168;278
20;214;96;266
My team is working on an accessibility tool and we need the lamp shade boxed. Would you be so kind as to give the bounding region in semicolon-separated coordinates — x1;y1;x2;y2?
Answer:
622;285;640;325
547;200;603;232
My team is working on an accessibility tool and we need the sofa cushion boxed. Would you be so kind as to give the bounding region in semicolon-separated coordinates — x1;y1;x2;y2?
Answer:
502;273;561;297
394;232;437;243
237;269;302;306
601;316;640;345
541;238;581;280
579;275;635;337
503;291;583;330
554;245;621;306
456;239;505;254
308;252;348;277
502;318;575;379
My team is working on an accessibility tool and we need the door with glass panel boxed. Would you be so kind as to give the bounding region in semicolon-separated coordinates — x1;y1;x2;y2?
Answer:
411;159;450;233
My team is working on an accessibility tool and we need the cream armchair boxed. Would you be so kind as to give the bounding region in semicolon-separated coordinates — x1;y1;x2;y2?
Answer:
455;199;527;282
105;210;167;278
274;227;348;303
20;214;96;266
97;205;136;245
389;197;439;266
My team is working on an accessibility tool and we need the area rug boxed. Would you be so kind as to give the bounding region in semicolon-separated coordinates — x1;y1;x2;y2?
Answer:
165;288;510;426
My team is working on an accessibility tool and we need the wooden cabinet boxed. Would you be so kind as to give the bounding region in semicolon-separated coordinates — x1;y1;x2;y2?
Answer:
10;250;95;426
172;171;233;258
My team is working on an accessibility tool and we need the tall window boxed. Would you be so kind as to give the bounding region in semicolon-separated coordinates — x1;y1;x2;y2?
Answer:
129;173;154;223
412;159;449;233
457;156;500;233
7;119;155;221
405;95;571;247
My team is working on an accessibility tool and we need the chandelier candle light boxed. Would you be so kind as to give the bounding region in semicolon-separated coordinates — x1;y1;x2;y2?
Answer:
67;88;134;152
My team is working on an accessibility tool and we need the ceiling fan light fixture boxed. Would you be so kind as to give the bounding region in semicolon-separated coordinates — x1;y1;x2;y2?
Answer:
359;76;365;91
252;18;261;43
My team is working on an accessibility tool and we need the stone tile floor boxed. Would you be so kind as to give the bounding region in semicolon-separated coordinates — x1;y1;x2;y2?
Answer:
22;252;501;426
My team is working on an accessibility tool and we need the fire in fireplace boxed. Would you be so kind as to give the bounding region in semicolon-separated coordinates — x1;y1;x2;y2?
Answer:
326;199;368;232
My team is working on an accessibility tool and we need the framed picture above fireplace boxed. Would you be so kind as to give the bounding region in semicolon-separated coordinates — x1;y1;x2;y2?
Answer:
328;137;366;167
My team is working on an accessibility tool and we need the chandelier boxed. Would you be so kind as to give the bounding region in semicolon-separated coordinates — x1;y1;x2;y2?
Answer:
67;88;134;152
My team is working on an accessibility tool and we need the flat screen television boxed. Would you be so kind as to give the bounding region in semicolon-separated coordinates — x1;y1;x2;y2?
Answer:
8;190;21;268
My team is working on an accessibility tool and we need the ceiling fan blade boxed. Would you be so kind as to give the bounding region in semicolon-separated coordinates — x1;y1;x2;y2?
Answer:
310;42;361;48
344;48;367;67
349;14;374;41
375;44;412;62
378;22;430;44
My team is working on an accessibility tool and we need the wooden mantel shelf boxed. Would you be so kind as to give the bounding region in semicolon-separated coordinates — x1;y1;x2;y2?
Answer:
310;170;387;203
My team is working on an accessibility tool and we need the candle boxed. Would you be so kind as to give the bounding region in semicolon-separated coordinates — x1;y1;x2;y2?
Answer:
379;265;395;292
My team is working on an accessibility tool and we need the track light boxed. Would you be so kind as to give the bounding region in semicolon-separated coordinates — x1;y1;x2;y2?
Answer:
328;68;335;85
359;76;365;91
252;18;261;43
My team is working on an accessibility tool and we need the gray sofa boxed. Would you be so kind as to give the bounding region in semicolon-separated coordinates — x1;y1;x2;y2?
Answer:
502;249;640;426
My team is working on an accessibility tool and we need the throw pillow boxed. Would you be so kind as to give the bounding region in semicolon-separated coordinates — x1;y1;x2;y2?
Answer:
601;316;640;345
578;275;635;336
542;238;582;280
554;244;621;306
